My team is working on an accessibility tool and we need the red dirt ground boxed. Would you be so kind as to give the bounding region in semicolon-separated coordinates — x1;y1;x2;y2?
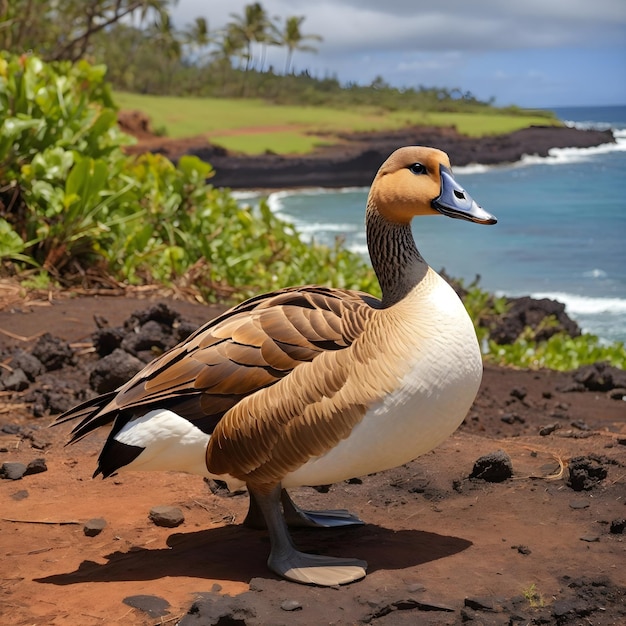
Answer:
0;292;625;625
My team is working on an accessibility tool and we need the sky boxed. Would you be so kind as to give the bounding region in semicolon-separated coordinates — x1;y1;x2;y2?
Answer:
168;0;626;108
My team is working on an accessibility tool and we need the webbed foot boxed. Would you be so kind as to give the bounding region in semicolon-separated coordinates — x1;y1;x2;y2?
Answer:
249;483;367;586
244;488;364;529
269;548;367;586
281;490;364;528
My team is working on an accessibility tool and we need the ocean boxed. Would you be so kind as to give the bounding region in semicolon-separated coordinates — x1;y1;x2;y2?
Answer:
247;105;626;344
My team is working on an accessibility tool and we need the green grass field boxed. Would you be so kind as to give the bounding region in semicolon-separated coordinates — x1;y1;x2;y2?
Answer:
114;92;560;155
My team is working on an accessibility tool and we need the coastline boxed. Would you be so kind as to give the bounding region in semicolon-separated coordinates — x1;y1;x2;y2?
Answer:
187;125;615;189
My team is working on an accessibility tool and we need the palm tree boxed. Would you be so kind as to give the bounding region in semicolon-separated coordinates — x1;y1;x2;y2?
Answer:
211;26;246;83
181;16;212;61
227;2;270;73
280;16;322;75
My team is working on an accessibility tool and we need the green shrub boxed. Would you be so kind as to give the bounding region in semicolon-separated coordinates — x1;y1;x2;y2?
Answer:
486;330;626;371
0;52;376;301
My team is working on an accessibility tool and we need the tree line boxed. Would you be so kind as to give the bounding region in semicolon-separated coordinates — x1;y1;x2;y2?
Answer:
1;0;540;112
1;1;323;92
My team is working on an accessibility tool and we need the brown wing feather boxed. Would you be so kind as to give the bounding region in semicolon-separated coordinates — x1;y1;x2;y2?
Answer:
57;286;379;443
206;346;372;488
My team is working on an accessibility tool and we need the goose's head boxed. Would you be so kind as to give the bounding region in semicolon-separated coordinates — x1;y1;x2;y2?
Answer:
368;146;497;226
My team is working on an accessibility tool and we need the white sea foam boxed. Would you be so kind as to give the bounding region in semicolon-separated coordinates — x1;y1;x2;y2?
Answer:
348;243;369;256
267;187;366;214
295;222;359;234
530;292;626;316
231;190;264;201
454;163;492;175
518;139;626;167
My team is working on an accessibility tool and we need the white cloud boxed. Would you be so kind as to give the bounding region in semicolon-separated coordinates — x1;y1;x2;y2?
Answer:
167;0;626;106
171;0;626;53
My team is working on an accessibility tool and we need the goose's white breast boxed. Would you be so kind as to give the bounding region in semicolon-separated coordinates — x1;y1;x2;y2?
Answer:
282;272;482;488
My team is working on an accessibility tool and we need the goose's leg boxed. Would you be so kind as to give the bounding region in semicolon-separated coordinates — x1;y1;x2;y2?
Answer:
249;483;367;586
244;488;364;529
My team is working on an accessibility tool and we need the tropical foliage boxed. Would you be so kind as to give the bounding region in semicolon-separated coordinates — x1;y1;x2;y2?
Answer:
0;52;377;302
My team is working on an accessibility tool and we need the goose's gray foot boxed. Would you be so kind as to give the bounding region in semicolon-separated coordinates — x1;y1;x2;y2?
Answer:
249;484;367;586
243;488;364;529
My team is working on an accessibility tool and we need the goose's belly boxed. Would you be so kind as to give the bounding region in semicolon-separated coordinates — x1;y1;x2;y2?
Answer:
282;325;482;488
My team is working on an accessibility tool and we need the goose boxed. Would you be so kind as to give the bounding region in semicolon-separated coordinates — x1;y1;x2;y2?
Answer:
56;146;497;587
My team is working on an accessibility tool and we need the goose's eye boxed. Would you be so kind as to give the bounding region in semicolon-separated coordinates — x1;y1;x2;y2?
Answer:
409;163;426;175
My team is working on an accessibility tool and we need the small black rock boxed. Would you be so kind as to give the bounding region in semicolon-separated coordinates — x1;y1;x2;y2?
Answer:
509;386;527;401
24;458;47;476
1;368;30;392
31;333;74;371
122;594;171;618
567;456;608;491
84;517;107;537
470;450;513;482
1;462;27;480
89;348;144;394
149;505;185;528
10;349;45;381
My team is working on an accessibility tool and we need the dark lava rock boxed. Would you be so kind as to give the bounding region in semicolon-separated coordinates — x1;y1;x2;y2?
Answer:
364;596;455;620
176;320;200;341
567;456;608;491
539;422;560;436
148;505;185;528
501;413;525;425
89;348;144;394
1;462;27;480
464;596;495;611
489;296;580;345
125;302;182;329
179;592;255;625
24;458;47;476
31;333;74;370
557;576;626;624
24;386;78;416
122;594;170;618
200;125;615;189
470;450;513;482
608;387;626;400
571;362;626;392
509;387;527;401
92;326;126;357
610;518;626;534
121;320;174;361
1;423;22;435
9;349;45;381
1;368;29;391
84;517;107;537
280;599;302;611
11;489;29;501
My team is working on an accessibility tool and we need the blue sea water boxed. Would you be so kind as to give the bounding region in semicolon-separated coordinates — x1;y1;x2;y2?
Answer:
243;105;626;344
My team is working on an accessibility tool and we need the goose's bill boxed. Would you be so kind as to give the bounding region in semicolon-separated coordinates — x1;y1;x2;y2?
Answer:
431;166;497;225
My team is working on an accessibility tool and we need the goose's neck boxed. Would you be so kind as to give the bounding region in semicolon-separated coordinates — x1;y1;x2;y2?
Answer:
366;203;428;308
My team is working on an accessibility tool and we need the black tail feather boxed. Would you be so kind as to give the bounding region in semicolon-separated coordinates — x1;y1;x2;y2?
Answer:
53;391;119;444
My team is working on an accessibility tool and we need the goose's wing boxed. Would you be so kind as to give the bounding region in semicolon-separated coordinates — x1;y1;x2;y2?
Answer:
56;286;380;443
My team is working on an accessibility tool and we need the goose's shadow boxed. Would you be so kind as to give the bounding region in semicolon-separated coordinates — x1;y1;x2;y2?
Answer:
36;523;472;585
